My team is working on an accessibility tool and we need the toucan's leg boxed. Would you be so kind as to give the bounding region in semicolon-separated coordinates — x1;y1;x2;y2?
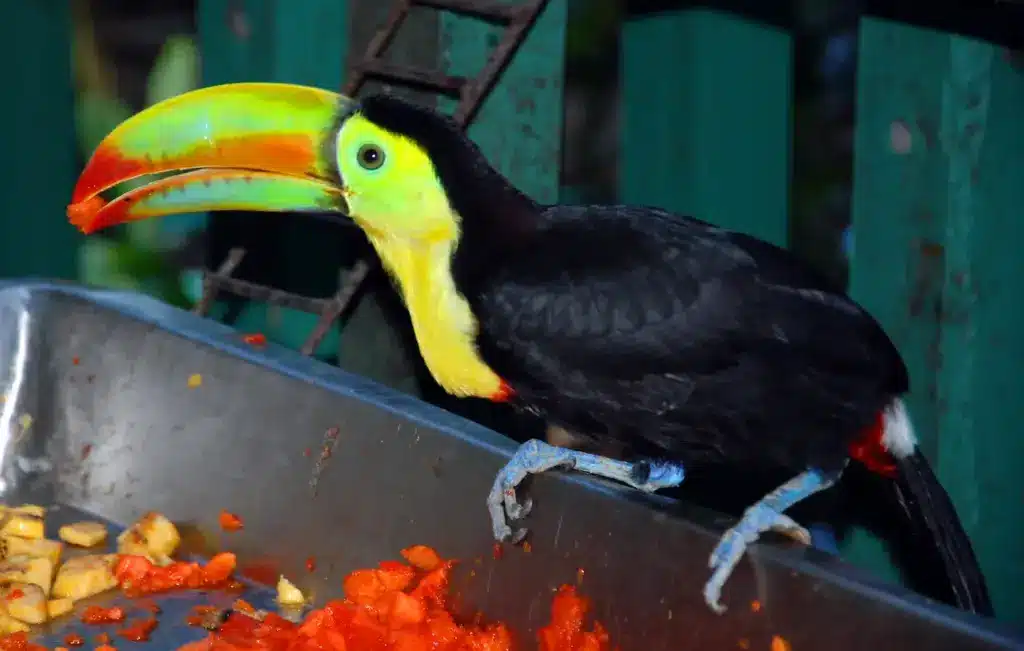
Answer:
487;439;686;542
703;465;845;614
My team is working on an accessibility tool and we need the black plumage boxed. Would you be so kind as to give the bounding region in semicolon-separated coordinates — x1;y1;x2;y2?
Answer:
356;94;992;616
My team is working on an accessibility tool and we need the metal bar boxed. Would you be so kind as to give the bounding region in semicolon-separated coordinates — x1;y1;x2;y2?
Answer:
343;0;411;96
357;59;465;96
300;260;373;356
194;248;246;316
414;0;520;23
206;276;332;314
452;0;549;127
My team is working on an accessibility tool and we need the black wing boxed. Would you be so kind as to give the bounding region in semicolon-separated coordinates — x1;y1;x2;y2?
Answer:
470;205;907;467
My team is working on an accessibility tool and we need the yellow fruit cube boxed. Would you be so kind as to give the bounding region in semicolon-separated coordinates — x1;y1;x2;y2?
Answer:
0;556;54;596
3;583;47;624
59;521;108;548
51;554;117;601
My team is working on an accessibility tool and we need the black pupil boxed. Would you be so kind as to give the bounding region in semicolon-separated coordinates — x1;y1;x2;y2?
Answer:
361;147;380;165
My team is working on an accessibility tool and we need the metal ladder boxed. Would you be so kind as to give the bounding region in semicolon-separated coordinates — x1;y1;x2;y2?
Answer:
197;0;550;357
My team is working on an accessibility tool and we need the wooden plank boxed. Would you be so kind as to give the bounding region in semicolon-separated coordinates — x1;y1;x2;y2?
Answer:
849;17;1024;622
619;9;792;246
0;3;78;278
438;0;568;204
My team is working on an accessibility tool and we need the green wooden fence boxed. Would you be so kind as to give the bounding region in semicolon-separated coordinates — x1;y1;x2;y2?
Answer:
4;0;1022;624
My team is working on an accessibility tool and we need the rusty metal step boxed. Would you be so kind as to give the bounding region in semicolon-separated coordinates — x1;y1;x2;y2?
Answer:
412;0;523;23
354;59;466;97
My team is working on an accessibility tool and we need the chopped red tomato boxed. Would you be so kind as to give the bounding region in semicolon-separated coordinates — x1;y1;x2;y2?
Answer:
118;618;158;642
114;552;237;596
400;545;442;571
179;546;609;651
81;606;126;624
219;510;244;532
63;633;84;647
305;556;317;572
242;333;267;347
0;633;46;651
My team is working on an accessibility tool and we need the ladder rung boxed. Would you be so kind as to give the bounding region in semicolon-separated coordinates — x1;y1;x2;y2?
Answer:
413;0;521;22
357;60;466;97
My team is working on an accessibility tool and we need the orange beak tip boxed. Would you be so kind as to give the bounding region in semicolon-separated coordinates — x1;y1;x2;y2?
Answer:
67;196;108;234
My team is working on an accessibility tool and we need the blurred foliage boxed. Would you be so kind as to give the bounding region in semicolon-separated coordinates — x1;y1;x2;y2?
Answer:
72;1;202;307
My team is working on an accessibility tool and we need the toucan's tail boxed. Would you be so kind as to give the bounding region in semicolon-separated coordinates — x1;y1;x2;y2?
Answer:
882;401;994;616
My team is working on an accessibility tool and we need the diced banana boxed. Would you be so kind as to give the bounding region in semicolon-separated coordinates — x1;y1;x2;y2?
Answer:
59;521;108;548
117;512;180;559
0;611;29;634
2;583;47;624
0;513;44;540
51;554;117;601
46;597;73;619
0;556;54;596
9;505;45;519
276;576;305;606
2;537;63;566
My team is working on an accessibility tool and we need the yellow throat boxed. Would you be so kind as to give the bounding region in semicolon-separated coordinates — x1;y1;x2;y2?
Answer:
364;233;505;400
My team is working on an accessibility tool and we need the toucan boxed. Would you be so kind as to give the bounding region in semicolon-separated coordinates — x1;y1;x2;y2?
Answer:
67;83;992;616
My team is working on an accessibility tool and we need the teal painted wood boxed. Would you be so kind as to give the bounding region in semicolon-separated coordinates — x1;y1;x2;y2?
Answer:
198;0;350;356
0;2;78;278
438;0;568;204
849;17;1024;622
619;9;792;246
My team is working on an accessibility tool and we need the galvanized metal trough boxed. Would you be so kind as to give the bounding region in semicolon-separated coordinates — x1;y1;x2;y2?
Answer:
0;281;1019;651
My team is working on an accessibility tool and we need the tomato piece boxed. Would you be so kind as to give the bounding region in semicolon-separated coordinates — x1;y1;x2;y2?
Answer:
219;511;244;532
400;545;442;572
81;606;127;624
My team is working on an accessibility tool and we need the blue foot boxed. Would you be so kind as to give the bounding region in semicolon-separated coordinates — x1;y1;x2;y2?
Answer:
702;466;844;614
487;439;685;542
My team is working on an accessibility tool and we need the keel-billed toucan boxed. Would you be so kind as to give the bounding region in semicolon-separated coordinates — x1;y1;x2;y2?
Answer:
67;83;992;616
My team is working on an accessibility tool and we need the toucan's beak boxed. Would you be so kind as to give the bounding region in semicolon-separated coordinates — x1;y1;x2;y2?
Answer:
67;83;353;234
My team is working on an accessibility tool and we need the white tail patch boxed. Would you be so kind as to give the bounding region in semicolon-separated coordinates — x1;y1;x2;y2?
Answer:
882;398;918;458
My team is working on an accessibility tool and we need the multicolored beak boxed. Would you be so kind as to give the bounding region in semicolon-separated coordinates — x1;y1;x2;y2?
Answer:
67;83;353;234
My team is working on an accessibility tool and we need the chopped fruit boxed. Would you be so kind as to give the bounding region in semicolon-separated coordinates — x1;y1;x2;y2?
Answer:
187;374;202;389
2;584;47;624
179;546;610;651
117;512;180;561
401;544;443;571
218;511;243;532
80;606;126;625
0;514;43;540
51;554;118;601
118;617;158;642
113;552;236;596
46;598;73;619
275;576;304;606
0;613;29;635
58;522;108;548
772;636;792;651
0;556;54;597
1;537;63;566
6;507;44;519
242;333;267;347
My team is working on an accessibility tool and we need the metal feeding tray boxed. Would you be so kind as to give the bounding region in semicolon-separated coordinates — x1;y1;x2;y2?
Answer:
0;281;1020;651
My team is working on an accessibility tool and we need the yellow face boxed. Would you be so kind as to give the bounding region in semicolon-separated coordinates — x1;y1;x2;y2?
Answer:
334;113;458;243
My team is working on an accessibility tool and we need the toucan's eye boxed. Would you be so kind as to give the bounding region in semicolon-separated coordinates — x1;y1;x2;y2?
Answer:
356;144;385;171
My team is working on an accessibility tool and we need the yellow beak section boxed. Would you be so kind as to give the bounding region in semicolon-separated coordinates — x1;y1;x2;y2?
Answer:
67;83;353;234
